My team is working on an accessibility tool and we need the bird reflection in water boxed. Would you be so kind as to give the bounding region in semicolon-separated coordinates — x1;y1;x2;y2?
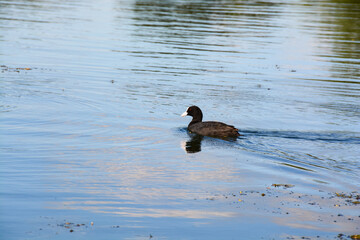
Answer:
181;133;240;153
181;133;204;153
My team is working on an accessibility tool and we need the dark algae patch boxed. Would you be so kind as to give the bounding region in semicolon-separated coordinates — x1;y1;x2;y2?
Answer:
272;183;295;189
57;221;88;233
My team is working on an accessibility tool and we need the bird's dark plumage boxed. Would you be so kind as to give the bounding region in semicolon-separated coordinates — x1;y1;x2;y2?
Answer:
181;106;240;138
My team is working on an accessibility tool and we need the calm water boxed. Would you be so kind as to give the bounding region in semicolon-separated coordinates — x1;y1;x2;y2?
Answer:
1;0;360;239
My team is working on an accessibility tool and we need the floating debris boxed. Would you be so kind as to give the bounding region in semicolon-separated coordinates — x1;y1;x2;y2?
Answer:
17;67;32;70
336;193;353;198
1;65;33;72
335;192;360;205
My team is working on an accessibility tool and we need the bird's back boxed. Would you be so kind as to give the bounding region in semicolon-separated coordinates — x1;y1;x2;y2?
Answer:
188;121;240;138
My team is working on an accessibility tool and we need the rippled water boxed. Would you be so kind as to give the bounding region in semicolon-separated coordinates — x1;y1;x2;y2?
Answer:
1;0;360;239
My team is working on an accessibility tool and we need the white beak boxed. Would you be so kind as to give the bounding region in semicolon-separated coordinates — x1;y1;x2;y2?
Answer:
181;111;188;117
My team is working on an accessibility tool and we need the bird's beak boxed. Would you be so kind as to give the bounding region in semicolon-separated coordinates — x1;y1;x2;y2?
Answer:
181;111;188;117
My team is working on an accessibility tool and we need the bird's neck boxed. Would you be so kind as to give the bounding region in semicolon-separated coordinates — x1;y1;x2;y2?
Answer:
189;115;202;126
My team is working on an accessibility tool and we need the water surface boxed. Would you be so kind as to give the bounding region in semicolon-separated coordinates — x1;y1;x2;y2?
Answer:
1;0;360;239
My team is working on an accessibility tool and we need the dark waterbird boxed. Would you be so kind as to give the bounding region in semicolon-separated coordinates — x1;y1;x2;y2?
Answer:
181;106;240;138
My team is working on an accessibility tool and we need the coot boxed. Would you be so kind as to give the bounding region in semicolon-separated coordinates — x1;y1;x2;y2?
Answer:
181;106;240;138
